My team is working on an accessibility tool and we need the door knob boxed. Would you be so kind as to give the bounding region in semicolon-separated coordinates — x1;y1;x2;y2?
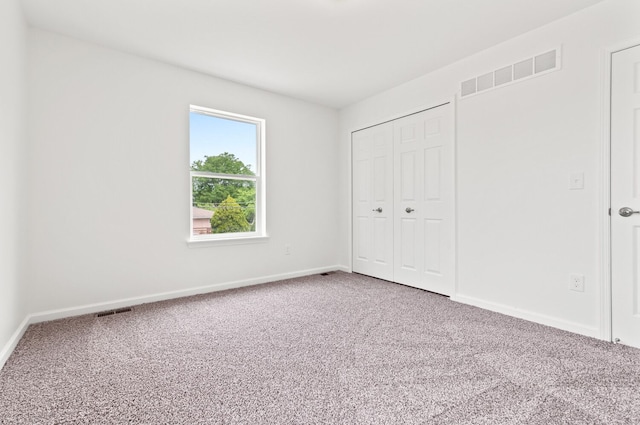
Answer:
405;207;415;213
372;207;382;213
619;207;640;217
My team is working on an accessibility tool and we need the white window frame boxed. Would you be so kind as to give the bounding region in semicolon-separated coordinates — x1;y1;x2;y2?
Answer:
187;105;267;247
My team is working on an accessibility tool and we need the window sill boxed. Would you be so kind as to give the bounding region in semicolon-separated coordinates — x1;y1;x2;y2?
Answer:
187;234;270;248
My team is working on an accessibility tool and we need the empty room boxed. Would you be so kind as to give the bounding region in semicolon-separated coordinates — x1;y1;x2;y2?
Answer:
2;0;640;423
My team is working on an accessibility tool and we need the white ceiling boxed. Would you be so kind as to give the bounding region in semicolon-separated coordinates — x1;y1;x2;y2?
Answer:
21;0;604;109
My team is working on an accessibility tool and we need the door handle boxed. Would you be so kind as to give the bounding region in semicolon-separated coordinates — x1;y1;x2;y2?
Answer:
405;207;415;213
619;207;640;217
372;207;383;213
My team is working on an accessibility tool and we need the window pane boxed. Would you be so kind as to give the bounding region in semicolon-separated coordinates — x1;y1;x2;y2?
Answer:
189;112;257;174
192;177;256;235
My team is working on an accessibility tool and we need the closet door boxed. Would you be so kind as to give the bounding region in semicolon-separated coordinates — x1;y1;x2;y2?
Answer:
352;122;394;281
394;104;454;295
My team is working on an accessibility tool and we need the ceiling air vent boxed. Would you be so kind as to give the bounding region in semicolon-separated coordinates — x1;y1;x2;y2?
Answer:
460;46;561;99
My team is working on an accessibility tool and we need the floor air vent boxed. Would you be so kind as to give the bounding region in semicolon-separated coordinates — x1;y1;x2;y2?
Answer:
460;47;561;99
320;271;335;276
96;307;132;317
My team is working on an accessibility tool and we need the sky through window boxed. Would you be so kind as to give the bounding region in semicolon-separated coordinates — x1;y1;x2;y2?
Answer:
189;112;257;172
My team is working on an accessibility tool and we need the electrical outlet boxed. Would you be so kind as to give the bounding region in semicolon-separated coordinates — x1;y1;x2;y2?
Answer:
284;244;291;255
569;274;585;292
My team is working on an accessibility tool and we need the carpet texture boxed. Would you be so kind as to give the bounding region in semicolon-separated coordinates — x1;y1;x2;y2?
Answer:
1;272;639;424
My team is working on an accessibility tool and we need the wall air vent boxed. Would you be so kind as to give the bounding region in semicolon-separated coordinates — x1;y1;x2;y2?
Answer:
460;46;561;99
494;66;512;86
460;79;477;97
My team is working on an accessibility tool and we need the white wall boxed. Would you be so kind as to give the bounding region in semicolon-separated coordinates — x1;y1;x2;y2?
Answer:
0;0;28;363
27;29;340;315
339;0;640;338
16;0;640;343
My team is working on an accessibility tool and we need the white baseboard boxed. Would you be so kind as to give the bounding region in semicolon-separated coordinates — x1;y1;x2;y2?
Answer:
451;294;600;339
29;265;348;324
0;316;30;371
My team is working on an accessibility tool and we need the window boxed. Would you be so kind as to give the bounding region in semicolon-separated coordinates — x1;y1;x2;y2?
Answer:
189;105;266;242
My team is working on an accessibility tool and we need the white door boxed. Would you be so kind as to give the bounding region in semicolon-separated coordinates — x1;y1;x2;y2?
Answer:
394;104;454;295
611;44;640;348
352;122;394;281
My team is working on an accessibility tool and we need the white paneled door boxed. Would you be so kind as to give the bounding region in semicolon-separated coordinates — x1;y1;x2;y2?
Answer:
352;103;454;296
611;44;640;349
394;106;454;295
352;122;394;281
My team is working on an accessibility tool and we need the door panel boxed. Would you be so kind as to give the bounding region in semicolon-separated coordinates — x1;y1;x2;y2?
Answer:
356;217;369;261
354;159;369;202
611;44;640;348
401;152;417;201
373;157;387;201
424;219;442;274
394;104;453;295
373;218;388;262
395;113;425;286
400;218;417;270
424;147;442;200
352;122;394;281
